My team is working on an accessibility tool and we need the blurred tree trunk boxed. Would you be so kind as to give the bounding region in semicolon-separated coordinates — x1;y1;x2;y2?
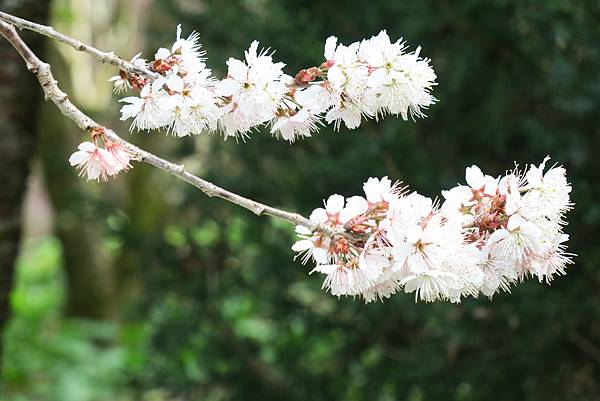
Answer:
0;0;50;370
39;0;152;319
38;90;115;319
107;0;170;308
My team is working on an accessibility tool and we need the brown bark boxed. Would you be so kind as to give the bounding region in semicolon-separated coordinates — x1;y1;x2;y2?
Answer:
0;0;49;370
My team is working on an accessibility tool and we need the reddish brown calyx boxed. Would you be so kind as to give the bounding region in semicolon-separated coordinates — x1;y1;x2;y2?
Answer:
469;187;487;202
320;60;335;69
116;69;147;91
294;66;322;86
90;126;106;143
150;58;172;74
346;215;370;234
332;237;350;255
472;193;509;234
128;73;148;90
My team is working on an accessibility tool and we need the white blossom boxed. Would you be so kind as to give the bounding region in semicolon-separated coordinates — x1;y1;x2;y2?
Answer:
115;27;439;139
69;142;119;181
400;270;462;303
359;30;437;120
523;156;572;224
292;225;329;265
216;41;287;138
119;84;171;131
270;107;321;142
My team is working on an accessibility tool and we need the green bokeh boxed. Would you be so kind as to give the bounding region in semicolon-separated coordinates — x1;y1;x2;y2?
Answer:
2;0;600;400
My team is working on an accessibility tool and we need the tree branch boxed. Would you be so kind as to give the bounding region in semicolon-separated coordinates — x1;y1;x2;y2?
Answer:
0;18;330;234
0;10;158;79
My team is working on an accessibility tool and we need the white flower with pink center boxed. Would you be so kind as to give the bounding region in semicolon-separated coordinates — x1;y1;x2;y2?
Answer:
69;142;119;181
104;141;135;172
270;108;321;143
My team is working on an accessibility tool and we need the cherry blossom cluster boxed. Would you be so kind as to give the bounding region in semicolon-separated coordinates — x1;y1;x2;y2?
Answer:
112;27;436;142
68;28;436;180
68;128;136;181
293;157;573;303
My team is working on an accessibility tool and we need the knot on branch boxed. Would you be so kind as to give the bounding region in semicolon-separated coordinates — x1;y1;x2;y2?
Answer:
251;205;266;216
35;62;51;78
25;62;37;73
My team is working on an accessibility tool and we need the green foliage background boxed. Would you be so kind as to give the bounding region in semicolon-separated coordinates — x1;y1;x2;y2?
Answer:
2;0;600;400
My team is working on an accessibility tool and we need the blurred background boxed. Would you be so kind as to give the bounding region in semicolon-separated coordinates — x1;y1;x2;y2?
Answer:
1;0;599;400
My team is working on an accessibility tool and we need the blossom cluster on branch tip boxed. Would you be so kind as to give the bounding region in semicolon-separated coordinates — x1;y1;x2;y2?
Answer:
69;129;135;181
111;26;437;142
293;157;574;303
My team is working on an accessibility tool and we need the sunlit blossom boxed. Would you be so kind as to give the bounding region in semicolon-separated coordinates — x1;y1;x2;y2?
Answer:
293;158;574;303
115;27;438;139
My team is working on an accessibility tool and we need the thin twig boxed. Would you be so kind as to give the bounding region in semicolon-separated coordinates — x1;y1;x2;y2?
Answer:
0;11;158;79
0;18;335;235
